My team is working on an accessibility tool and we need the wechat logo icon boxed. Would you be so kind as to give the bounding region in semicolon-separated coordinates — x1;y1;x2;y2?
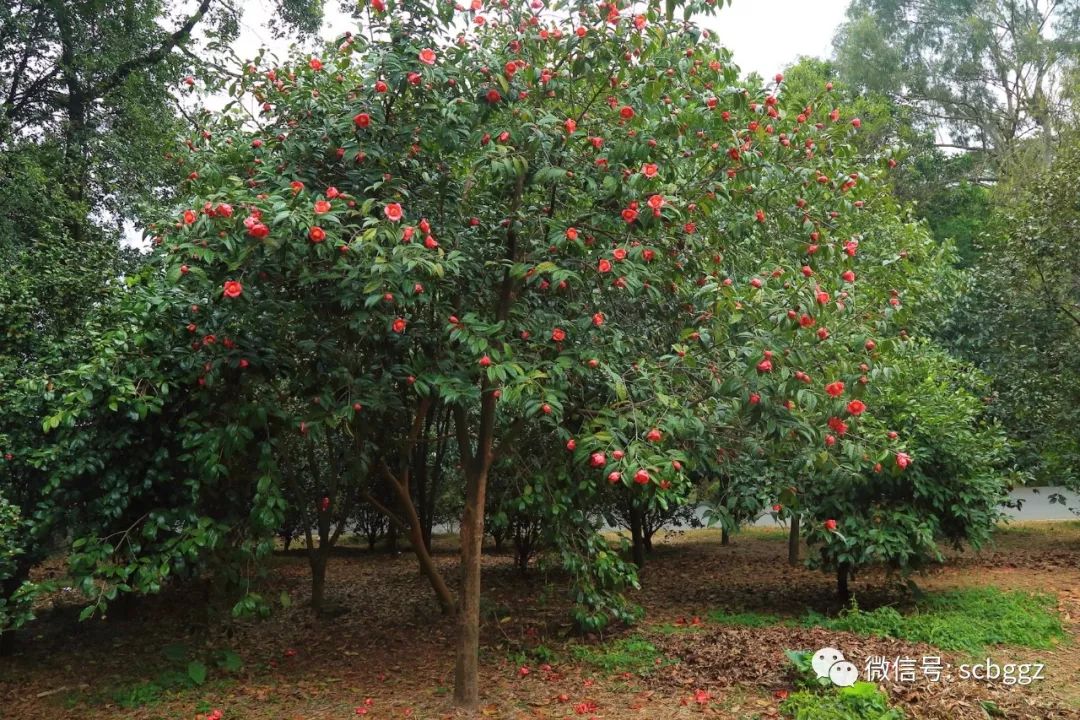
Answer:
813;647;859;687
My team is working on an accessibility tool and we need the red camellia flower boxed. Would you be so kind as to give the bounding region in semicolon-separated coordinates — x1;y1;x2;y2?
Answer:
896;452;912;469
799;314;815;328
816;291;830;305
391;317;407;334
633;468;650;484
619;105;635;119
621;207;638;223
551;327;566;342
223;280;243;298
563;118;577;133
646;428;662;442
824;519;837;531
842;270;856;282
607;471;622;484
384;203;403;222
309;57;323;71
847;399;867;415
486;88;501;103
590;452;606;468
641;163;658;178
565;227;579;241
592;312;604;327
418;48;437;65
479;355;492;367
865;339;877;351
825;434;837;447
308;226;326;243
566;439;576;451
180;265;190;275
757;359;773;373
183;209;196;224
354;112;371;127
749;393;761;404
825;381;845;397
314;200;332;214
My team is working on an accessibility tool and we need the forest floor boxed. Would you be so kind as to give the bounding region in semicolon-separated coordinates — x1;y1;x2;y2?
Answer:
2;521;1079;720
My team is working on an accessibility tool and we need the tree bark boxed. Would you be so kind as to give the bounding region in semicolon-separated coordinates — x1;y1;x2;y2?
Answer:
309;552;327;614
837;562;851;604
721;527;730;546
788;515;801;565
629;504;646;568
453;462;489;708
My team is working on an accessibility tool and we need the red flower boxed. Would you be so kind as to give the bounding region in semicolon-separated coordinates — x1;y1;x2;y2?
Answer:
824;519;837;531
597;258;612;273
314;200;332;214
566;439;576;451
825;381;844;397
222;280;243;298
590;452;606;468
565;227;579;241
384;203;403;222
619;105;635;119
486;88;501;103
607;471;622;484
354;113;371;127
391;317;407;334
825;434;837;446
896;452;912;469
309;57;323;71
308;226;326;243
799;314;815;328
847;399;866;415
418;48;437;65
633;468;650;484
479;355;491;367
641;163;658;178
646;428;662;442
647;194;664;211
842;270;856;282
592;312;604;327
816;291;830;305
621;207;638;223
757;359;772;373
551;327;566;342
749;393;760;404
563;118;577;133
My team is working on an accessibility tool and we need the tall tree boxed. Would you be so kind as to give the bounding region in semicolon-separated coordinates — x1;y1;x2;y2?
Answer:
834;0;1080;177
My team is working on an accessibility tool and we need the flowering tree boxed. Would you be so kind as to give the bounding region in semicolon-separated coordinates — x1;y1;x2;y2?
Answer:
12;0;1003;706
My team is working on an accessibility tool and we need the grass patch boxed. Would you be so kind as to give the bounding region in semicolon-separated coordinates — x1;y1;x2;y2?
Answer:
708;609;792;627
570;636;665;675
781;682;906;720
804;588;1065;653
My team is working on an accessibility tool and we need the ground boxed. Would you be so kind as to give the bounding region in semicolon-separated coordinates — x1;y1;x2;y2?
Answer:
1;522;1078;720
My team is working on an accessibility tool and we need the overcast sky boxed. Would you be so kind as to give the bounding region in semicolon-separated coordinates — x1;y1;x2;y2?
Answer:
228;0;852;79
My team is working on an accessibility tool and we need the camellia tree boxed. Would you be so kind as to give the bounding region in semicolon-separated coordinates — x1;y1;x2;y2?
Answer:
26;0;992;707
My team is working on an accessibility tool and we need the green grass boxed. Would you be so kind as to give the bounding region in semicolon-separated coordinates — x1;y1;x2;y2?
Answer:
570;636;665;675
708;609;794;628
781;682;906;720
804;588;1066;654
703;588;1065;655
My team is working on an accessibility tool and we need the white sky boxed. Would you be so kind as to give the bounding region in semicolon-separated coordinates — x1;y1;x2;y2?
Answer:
227;0;851;79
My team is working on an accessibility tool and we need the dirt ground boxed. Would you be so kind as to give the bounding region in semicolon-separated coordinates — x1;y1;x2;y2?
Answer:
1;521;1078;720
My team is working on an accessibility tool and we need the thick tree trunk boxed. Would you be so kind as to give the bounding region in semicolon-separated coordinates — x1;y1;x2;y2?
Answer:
453;465;489;709
629;505;646;568
837;562;851;604
788;515;801;565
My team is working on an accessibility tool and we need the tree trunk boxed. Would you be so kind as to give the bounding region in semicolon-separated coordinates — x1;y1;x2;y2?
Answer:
837;562;851;604
629;504;646;568
788;515;800;565
721;527;730;546
310;552;327;614
453;465;489;709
